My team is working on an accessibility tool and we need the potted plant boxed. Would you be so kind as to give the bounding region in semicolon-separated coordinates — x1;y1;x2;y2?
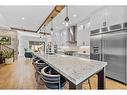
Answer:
3;51;14;64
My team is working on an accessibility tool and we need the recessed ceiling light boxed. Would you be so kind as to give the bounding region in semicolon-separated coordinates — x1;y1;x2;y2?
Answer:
21;17;25;20
62;22;65;24
73;14;77;17
88;22;91;25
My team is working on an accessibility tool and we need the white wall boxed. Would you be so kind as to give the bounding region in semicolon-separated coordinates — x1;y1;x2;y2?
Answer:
18;36;43;56
0;11;11;30
18;31;47;56
51;29;68;47
0;13;7;26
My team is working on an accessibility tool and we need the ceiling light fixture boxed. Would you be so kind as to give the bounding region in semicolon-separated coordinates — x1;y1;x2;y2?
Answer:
43;34;46;38
43;26;47;37
73;14;77;17
21;17;25;20
64;6;69;27
40;34;42;39
50;17;54;34
62;22;65;25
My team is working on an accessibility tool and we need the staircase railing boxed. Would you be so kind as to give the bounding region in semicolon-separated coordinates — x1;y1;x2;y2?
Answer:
0;44;15;62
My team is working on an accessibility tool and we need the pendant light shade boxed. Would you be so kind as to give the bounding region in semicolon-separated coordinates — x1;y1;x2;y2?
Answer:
50;21;53;31
42;26;46;38
40;34;42;39
65;6;69;27
50;17;54;34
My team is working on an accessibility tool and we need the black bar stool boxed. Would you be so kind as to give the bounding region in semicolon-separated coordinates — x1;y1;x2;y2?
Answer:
34;60;48;84
24;52;33;58
32;57;40;69
41;66;66;89
32;57;40;64
88;79;92;89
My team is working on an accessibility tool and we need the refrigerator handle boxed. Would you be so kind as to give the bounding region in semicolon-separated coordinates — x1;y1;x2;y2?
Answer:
101;34;105;62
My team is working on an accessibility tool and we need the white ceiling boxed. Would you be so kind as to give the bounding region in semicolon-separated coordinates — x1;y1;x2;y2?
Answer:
45;6;103;33
0;6;104;32
0;6;54;31
18;31;40;37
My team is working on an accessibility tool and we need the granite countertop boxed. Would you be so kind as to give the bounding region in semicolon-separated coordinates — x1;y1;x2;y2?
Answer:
34;53;107;85
73;52;90;56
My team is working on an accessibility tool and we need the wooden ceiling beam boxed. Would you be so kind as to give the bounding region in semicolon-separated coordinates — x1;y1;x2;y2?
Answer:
10;5;65;33
36;5;65;32
11;27;36;32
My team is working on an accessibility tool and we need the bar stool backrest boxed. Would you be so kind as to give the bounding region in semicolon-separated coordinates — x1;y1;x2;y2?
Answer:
41;66;61;89
35;60;47;72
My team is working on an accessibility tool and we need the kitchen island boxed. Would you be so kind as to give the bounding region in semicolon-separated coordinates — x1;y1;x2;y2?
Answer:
34;53;107;89
73;52;90;59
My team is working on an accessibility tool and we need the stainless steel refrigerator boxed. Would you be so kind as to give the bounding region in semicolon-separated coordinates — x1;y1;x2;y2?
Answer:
90;23;127;84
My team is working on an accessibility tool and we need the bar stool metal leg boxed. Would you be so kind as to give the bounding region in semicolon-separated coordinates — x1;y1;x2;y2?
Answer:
88;79;92;89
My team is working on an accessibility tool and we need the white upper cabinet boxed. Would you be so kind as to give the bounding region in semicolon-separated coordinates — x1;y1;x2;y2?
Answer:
90;6;125;31
90;8;106;30
123;7;127;22
106;6;124;26
77;19;90;46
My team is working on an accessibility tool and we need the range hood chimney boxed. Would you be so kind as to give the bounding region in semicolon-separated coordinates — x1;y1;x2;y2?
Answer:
67;25;77;46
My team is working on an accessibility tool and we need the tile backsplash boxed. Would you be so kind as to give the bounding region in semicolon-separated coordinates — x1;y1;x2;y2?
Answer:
58;46;90;54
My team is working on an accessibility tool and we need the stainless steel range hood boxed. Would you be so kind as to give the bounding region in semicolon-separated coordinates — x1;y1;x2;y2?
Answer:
67;25;77;46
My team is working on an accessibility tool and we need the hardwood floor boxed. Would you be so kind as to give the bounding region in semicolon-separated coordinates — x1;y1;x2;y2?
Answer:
0;57;127;89
0;58;36;89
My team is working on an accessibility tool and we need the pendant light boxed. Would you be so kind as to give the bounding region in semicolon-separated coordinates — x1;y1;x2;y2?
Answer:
40;34;42;39
50;17;54;34
65;6;69;27
43;26;47;38
39;28;42;39
38;28;42;40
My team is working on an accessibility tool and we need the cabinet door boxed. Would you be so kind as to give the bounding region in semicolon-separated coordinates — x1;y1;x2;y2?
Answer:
90;8;107;30
97;8;107;28
103;31;126;83
90;12;100;30
90;6;125;30
106;6;124;26
77;21;90;46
